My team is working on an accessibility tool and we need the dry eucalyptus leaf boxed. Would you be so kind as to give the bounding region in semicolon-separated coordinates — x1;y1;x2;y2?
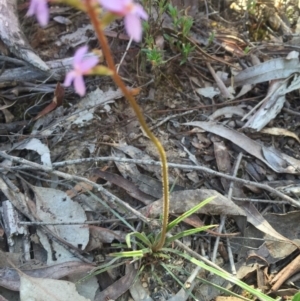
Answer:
68;88;122;126
242;76;300;131
20;273;90;301
32;186;89;249
85;226;125;252
184;121;300;173
196;86;220;98
16;138;52;167
260;127;300;143
208;106;245;121
139;189;246;217
0;261;94;291
229;54;300;87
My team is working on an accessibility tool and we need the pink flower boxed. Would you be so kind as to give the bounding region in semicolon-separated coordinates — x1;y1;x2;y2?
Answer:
64;46;99;96
99;0;148;42
27;0;49;27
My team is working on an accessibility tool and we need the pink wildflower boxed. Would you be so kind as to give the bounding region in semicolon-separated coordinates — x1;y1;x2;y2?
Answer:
27;0;49;27
99;0;148;42
64;46;99;97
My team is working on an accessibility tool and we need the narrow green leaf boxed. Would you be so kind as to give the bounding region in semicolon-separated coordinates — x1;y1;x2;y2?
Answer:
126;232;152;248
110;248;151;258
198;277;253;301
126;232;132;248
110;250;143;258
86;190;135;231
167;196;215;232
161;263;197;300
133;232;152;247
165;225;216;245
78;257;121;283
153;252;170;259
165;248;276;301
169;176;179;194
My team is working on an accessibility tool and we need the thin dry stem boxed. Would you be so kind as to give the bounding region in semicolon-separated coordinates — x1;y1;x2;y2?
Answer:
85;0;169;251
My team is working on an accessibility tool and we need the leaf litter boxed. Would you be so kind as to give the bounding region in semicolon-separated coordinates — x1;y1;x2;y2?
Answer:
1;1;300;301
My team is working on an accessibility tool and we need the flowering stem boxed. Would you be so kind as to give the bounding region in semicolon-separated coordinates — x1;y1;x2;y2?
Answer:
85;0;169;251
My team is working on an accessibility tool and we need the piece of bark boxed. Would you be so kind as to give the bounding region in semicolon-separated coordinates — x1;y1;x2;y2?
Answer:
0;261;94;291
0;0;49;71
0;53;99;83
0;120;28;135
270;254;300;292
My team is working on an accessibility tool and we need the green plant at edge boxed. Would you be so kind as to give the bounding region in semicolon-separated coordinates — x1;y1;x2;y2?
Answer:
142;20;165;67
246;0;257;15
180;41;195;65
83;1;278;300
293;292;300;301
120;196;215;253
244;46;250;54
167;3;195;64
141;2;196;66
141;47;165;67
207;31;216;47
82;194;277;301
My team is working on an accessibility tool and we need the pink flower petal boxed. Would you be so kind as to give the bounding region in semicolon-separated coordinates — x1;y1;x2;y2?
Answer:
99;0;126;14
73;46;88;66
133;3;148;20
79;56;99;73
27;0;37;17
63;71;75;87
27;0;49;27
74;75;86;96
124;14;142;42
37;0;49;27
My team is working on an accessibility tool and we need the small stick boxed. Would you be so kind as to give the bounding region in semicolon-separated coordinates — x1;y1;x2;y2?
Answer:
116;37;133;73
270;254;300;292
211;215;225;263
224;225;237;275
0;153;298;207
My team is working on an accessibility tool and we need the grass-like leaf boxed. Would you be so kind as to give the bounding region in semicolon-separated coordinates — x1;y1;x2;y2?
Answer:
110;248;151;258
126;232;152;248
161;263;198;300
87;190;135;231
197;277;253;301
164;248;276;301
78;257;121;283
165;225;216;245
167;196;215;232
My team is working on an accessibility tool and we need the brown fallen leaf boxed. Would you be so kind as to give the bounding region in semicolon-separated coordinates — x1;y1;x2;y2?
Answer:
184;121;300;173
141;189;295;246
260;127;300;143
33;82;64;121
0;261;94;291
95;263;137;301
85;226;126;252
92;169;155;205
66;180;94;198
172;214;239;238
19;271;90;301
246;211;300;266
139;189;246;218
239;202;298;249
213;140;231;191
270;254;300;292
